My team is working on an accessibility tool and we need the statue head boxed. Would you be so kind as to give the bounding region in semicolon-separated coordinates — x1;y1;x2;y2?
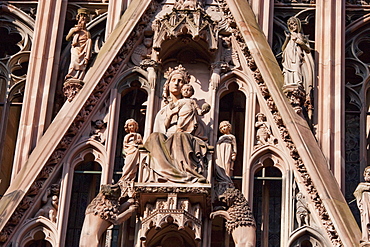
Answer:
287;17;302;33
256;113;266;121
162;65;190;104
124;119;139;133
219;121;232;135
364;166;370;182
76;8;90;27
181;84;195;98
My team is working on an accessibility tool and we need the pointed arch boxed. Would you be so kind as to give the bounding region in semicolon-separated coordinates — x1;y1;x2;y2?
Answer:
14;217;57;247
249;147;294;247
288;226;329;247
59;142;105;246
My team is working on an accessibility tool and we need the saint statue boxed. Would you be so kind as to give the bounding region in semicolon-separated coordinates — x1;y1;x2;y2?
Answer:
214;121;236;184
282;17;310;86
120;119;143;181
143;65;209;183
354;166;370;244
65;8;92;81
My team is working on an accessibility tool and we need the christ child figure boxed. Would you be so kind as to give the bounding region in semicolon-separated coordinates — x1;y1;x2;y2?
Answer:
120;119;143;181
175;84;210;134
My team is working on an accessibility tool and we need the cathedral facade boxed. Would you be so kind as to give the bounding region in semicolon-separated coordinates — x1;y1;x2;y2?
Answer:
0;0;368;246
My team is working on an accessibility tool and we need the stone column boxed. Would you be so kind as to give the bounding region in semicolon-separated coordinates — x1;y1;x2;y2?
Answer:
315;0;345;188
248;0;274;45
12;0;68;176
105;0;127;40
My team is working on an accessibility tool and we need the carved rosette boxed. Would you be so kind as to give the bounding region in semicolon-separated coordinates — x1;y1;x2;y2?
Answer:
63;78;84;102
140;193;202;242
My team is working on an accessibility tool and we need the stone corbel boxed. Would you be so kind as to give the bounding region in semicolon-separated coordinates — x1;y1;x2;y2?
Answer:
282;83;306;115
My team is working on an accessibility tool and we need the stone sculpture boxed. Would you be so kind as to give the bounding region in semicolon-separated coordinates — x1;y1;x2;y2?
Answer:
120;119;143;181
220;36;240;69
214;121;236;184
143;65;209;183
79;181;137;247
131;34;153;66
281;16;310;86
354;166;370;245
65;8;92;81
90;119;107;143
295;192;310;227
210;188;256;247
174;84;210;134
34;184;60;223
255;113;276;146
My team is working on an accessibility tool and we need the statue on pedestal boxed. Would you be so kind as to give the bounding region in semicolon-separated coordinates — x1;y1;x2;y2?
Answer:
354;166;370;245
65;8;92;81
63;8;92;101
282;16;310;86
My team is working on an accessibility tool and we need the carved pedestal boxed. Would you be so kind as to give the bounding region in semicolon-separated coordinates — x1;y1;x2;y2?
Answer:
135;185;211;247
282;83;306;115
63;78;84;102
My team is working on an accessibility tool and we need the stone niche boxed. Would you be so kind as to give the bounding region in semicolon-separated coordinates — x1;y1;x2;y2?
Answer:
135;185;211;247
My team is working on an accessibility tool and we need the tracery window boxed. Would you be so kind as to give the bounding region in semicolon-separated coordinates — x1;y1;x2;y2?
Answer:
218;82;246;189
253;164;282;247
66;159;102;246
0;7;33;195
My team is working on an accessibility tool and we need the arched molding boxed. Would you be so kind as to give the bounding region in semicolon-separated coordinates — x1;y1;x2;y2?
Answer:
346;12;370;37
288;226;329;247
58;142;105;245
346;87;362;111
115;68;150;94
14;217;57;247
0;4;34;40
217;70;254;98
7;78;25;103
67;141;107;170
59;12;107;76
7;51;30;86
249;148;290;177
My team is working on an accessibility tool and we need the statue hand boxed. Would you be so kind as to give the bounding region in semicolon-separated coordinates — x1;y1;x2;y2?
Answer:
284;30;291;38
231;153;236;161
201;103;211;115
127;186;136;198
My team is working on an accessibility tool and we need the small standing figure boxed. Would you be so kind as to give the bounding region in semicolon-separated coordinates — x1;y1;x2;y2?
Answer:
215;121;237;183
354;166;370;244
220;36;240;69
173;84;210;134
65;8;92;81
295;192;310;227
255;113;276;146
35;184;60;223
282;17;310;86
90;119;107;143
120;119;143;181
